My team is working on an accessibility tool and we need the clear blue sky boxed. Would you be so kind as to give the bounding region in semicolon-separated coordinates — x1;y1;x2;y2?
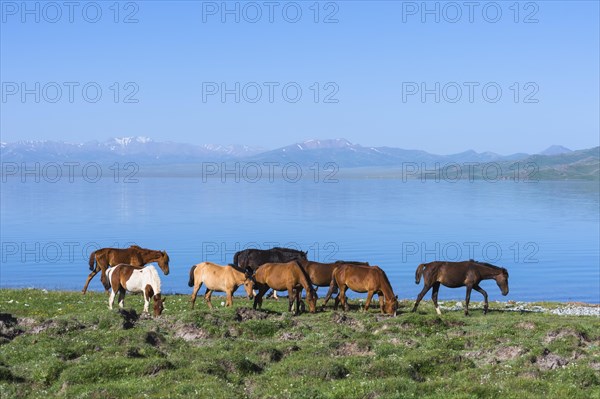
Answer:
1;1;598;154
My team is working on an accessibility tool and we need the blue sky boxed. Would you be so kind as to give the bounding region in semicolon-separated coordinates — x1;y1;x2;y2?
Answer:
1;0;599;154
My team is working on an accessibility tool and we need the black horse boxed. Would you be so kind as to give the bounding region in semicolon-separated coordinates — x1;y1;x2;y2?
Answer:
233;247;308;271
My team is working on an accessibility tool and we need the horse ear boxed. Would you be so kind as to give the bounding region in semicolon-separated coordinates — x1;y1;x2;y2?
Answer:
395;295;398;300
245;267;253;278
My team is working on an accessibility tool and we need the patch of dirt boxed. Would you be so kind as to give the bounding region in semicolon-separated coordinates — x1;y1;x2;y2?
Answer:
516;321;536;330
534;348;569;370
331;313;364;331
278;331;303;341
235;307;268;322
332;342;373;357
543;328;589;345
0;313;23;342
259;348;284;363
495;346;527;361
590;362;600;371
173;324;210;342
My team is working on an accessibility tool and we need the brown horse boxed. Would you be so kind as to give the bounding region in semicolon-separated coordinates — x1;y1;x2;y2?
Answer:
106;264;165;317
188;262;254;309
411;260;509;316
247;261;317;315
327;264;398;315
83;245;170;294
297;259;369;306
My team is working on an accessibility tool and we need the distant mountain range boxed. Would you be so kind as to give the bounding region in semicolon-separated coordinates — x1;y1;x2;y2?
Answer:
1;137;598;180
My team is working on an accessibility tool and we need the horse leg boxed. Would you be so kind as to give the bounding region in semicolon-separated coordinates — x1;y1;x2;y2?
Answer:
108;289;115;310
143;290;150;313
378;291;385;314
226;290;233;307
364;291;374;312
118;287;126;309
474;285;489;314
431;282;442;315
464;286;473;316
82;269;99;294
411;284;432;313
340;286;349;312
204;289;214;310
322;284;337;308
190;281;203;309
253;286;269;310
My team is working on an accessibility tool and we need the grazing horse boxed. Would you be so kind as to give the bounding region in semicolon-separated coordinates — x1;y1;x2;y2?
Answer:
83;245;170;294
327;264;398;315
234;247;308;299
188;262;254;309
247;261;317;315
411;260;509;316
107;264;165;317
297;259;370;307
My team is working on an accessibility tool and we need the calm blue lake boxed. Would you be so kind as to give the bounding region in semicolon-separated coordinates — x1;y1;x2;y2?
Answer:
1;175;599;303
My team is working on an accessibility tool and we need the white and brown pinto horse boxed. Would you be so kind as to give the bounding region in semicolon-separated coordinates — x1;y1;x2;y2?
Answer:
107;264;165;317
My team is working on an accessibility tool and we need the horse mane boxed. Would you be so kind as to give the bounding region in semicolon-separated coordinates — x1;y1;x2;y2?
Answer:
272;247;305;255
471;260;506;273
375;266;394;292
130;245;142;249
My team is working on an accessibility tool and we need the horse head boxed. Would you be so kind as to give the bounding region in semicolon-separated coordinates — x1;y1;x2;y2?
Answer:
158;251;170;275
495;268;509;296
243;267;256;299
153;294;165;316
306;287;318;313
384;294;399;316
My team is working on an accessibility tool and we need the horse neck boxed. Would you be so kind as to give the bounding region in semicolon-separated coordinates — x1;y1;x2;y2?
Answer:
478;265;502;280
231;267;246;284
377;270;395;301
143;249;163;262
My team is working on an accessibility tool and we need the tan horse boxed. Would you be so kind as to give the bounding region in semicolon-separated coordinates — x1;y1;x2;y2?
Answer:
107;264;165;317
328;264;398;315
412;260;509;316
188;262;254;309
247;261;317;314
83;245;170;294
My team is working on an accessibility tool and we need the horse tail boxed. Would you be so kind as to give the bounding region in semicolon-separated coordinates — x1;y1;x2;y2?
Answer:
88;250;97;271
188;265;197;287
415;263;426;284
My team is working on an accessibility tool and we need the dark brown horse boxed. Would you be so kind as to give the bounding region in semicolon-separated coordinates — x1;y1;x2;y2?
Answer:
83;245;170;294
411;260;509;316
327;264;398;315
246;261;317;315
234;247;308;270
234;247;308;299
297;259;369;307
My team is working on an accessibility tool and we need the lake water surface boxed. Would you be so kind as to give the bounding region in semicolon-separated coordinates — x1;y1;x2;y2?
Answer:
1;176;598;303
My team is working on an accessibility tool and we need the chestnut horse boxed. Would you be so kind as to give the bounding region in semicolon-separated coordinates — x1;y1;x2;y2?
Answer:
83;245;170;294
247;261;317;315
234;247;308;299
411;260;509;316
297;259;369;306
107;264;165;317
327;264;398;315
188;262;254;309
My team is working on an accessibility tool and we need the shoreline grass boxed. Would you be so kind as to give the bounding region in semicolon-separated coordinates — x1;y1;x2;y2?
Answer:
1;289;599;398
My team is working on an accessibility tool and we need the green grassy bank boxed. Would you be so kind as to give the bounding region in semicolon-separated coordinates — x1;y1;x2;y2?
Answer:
0;289;598;398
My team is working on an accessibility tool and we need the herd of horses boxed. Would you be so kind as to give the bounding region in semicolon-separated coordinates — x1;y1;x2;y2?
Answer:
85;245;510;317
